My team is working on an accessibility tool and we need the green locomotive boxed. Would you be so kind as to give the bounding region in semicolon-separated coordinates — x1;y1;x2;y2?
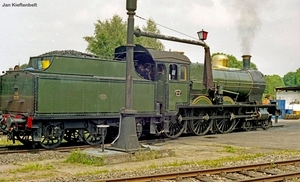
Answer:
0;43;278;149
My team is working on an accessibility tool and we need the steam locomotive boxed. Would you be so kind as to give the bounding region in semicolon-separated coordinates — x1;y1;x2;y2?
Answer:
0;39;279;149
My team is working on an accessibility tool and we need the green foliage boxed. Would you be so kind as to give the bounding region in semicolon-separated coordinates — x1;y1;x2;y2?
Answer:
250;62;257;70
264;74;284;98
160;153;264;168
296;68;300;86
8;163;54;173
65;149;105;166
0;163;56;181
219;145;245;153
20;63;28;69
0;136;22;146
134;19;164;50
211;52;257;70
84;15;127;58
196;153;265;168
283;71;297;86
84;15;164;58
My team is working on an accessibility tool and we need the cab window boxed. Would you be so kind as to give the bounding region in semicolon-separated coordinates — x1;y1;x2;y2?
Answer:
157;64;165;74
169;64;177;80
180;65;188;81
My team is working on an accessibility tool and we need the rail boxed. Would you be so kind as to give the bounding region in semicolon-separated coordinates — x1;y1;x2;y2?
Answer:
97;159;300;182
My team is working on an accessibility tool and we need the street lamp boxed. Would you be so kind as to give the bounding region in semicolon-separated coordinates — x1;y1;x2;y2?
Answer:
197;29;208;41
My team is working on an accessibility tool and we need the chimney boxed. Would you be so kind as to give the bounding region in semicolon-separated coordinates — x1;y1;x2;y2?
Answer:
242;55;251;70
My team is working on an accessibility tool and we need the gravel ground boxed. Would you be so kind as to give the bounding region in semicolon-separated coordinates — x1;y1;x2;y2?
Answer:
1;152;298;182
0;119;299;182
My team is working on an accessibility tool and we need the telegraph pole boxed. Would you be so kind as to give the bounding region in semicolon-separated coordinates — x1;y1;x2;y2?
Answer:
110;0;141;152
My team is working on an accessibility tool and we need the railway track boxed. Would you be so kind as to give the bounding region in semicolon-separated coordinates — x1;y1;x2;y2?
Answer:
98;159;300;182
0;144;98;155
0;138;167;155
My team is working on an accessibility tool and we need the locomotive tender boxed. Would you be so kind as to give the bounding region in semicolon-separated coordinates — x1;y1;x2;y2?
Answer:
0;43;278;149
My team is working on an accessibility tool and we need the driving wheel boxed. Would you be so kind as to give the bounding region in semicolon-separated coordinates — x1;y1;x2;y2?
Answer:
188;96;213;136
163;109;188;139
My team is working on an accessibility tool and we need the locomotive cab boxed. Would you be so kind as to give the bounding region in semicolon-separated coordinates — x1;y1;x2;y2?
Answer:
115;44;191;112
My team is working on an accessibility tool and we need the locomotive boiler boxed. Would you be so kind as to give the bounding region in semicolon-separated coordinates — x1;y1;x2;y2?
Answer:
0;37;279;149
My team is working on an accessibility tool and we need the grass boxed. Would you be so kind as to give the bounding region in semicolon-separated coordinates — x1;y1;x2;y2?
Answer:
0;146;299;181
196;153;265;167
75;169;110;177
65;149;105;166
64;147;300;170
65;148;175;167
0;136;22;146
0;163;56;182
64;145;290;175
8;163;54;174
272;149;300;155
0;172;57;182
159;149;300;169
219;145;245;153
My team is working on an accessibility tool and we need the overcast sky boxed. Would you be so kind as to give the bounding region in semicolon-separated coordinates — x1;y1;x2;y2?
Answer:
1;0;299;77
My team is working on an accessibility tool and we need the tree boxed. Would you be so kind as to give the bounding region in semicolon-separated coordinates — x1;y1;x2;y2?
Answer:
283;71;296;86
84;15;127;58
134;19;164;50
296;68;300;86
84;15;164;58
264;74;284;98
211;53;257;70
20;63;28;69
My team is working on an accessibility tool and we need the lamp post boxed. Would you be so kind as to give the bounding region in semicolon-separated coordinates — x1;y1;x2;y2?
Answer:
110;0;141;152
197;29;213;90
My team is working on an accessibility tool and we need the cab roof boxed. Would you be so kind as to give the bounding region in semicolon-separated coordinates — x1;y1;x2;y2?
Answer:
114;44;191;65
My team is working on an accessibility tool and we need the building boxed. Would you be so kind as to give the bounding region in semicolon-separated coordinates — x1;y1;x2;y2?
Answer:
275;86;300;119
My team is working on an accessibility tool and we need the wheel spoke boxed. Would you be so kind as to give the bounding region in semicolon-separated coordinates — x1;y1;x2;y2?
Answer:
64;129;83;143
243;120;253;131
262;118;272;130
188;96;213;136
82;122;106;145
215;110;236;134
40;124;64;149
164;111;187;139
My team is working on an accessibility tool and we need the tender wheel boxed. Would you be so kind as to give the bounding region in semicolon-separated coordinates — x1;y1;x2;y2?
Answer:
214;109;236;134
40;124;64;149
82;121;106;145
188;96;213;136
163;110;188;139
64;129;83;143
